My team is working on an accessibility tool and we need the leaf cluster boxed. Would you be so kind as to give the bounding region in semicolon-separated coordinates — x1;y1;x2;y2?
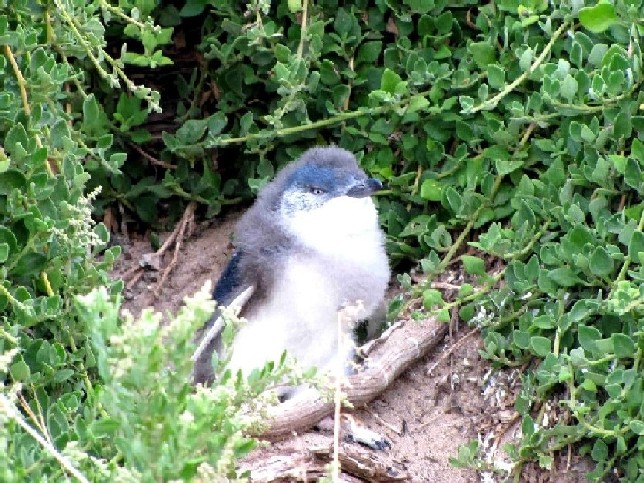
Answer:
2;0;644;480
2;283;293;481
125;0;644;479
0;2;318;481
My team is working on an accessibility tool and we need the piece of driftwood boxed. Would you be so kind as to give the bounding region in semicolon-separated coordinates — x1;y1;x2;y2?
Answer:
312;442;409;481
241;440;409;482
260;316;448;439
242;453;322;482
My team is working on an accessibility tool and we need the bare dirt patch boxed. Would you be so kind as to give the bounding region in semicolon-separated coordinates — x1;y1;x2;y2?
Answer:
110;214;238;319
110;212;582;482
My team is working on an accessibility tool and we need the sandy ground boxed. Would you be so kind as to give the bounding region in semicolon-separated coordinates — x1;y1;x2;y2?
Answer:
110;212;591;482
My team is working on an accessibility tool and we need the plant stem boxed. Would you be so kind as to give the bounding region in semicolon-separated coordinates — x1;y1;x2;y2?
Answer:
615;201;644;283
4;45;31;117
296;0;308;59
0;395;90;483
0;327;19;344
443;175;504;272
4;45;50;174
507;222;548;260
98;0;147;30
210;87;436;146
471;21;569;113
331;310;343;482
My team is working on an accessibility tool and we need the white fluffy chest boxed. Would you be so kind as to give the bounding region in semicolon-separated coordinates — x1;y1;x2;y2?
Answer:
284;196;383;260
226;256;379;377
225;196;390;377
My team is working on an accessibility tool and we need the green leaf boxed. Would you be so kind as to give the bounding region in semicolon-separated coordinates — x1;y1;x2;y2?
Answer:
287;0;302;13
435;11;453;34
334;8;354;36
0;154;8;173
176;119;208;144
420;179;443;201
569;300;596;323
543;158;566;187
632;138;644;163
273;44;291;63
468;42;496;67
591;439;608;462
578;3;618;33
548;267;583;287
357;41;382;63
530;336;551;357
407;0;435;14
179;0;207;17
578;325;601;352
423;288;444;309
437;308;450;322
519;48;534;71
207;112;227;136
0;227;17;254
570;347;587;367
456;120;475;142
380;68;402;94
588;44;609;65
513;330;530;349
0;170;27;194
487;64;505;89
4;124;30;158
629;231;644;261
560;74;578;102
82;95;105;135
614;112;631;139
407;95;429;113
611;333;635;358
629;420;644;435
495;160;523;176
10;359;30;381
483;145;509;162
532;315;555;329
53;368;75;383
624;158;643;190
0;242;8;263
13;254;46;282
589;246;613;276
445;187;462;213
90;418;120;437
608;154;627;174
461;255;486;276
459;305;475;322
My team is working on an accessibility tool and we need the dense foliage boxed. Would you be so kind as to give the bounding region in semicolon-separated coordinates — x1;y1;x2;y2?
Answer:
1;0;643;480
0;1;286;480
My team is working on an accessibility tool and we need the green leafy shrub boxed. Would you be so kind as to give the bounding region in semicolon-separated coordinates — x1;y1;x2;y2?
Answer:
3;0;644;480
1;0;203;480
2;283;292;480
139;0;640;479
0;2;307;481
0;0;127;415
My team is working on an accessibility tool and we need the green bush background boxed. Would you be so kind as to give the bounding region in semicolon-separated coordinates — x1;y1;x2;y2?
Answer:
1;0;643;480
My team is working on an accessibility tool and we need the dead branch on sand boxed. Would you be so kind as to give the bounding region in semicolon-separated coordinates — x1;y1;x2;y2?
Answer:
259;316;448;439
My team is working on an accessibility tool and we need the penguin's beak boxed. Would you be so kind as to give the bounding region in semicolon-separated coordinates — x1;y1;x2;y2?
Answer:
346;178;383;198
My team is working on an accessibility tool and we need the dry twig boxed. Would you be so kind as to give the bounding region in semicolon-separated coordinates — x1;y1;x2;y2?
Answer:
128;142;177;169
425;326;481;376
152;201;196;298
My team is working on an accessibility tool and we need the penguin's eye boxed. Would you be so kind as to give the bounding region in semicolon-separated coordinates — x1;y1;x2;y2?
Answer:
310;187;325;195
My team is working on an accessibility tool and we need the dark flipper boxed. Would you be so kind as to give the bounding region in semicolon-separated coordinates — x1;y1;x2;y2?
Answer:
193;250;245;384
213;250;244;306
